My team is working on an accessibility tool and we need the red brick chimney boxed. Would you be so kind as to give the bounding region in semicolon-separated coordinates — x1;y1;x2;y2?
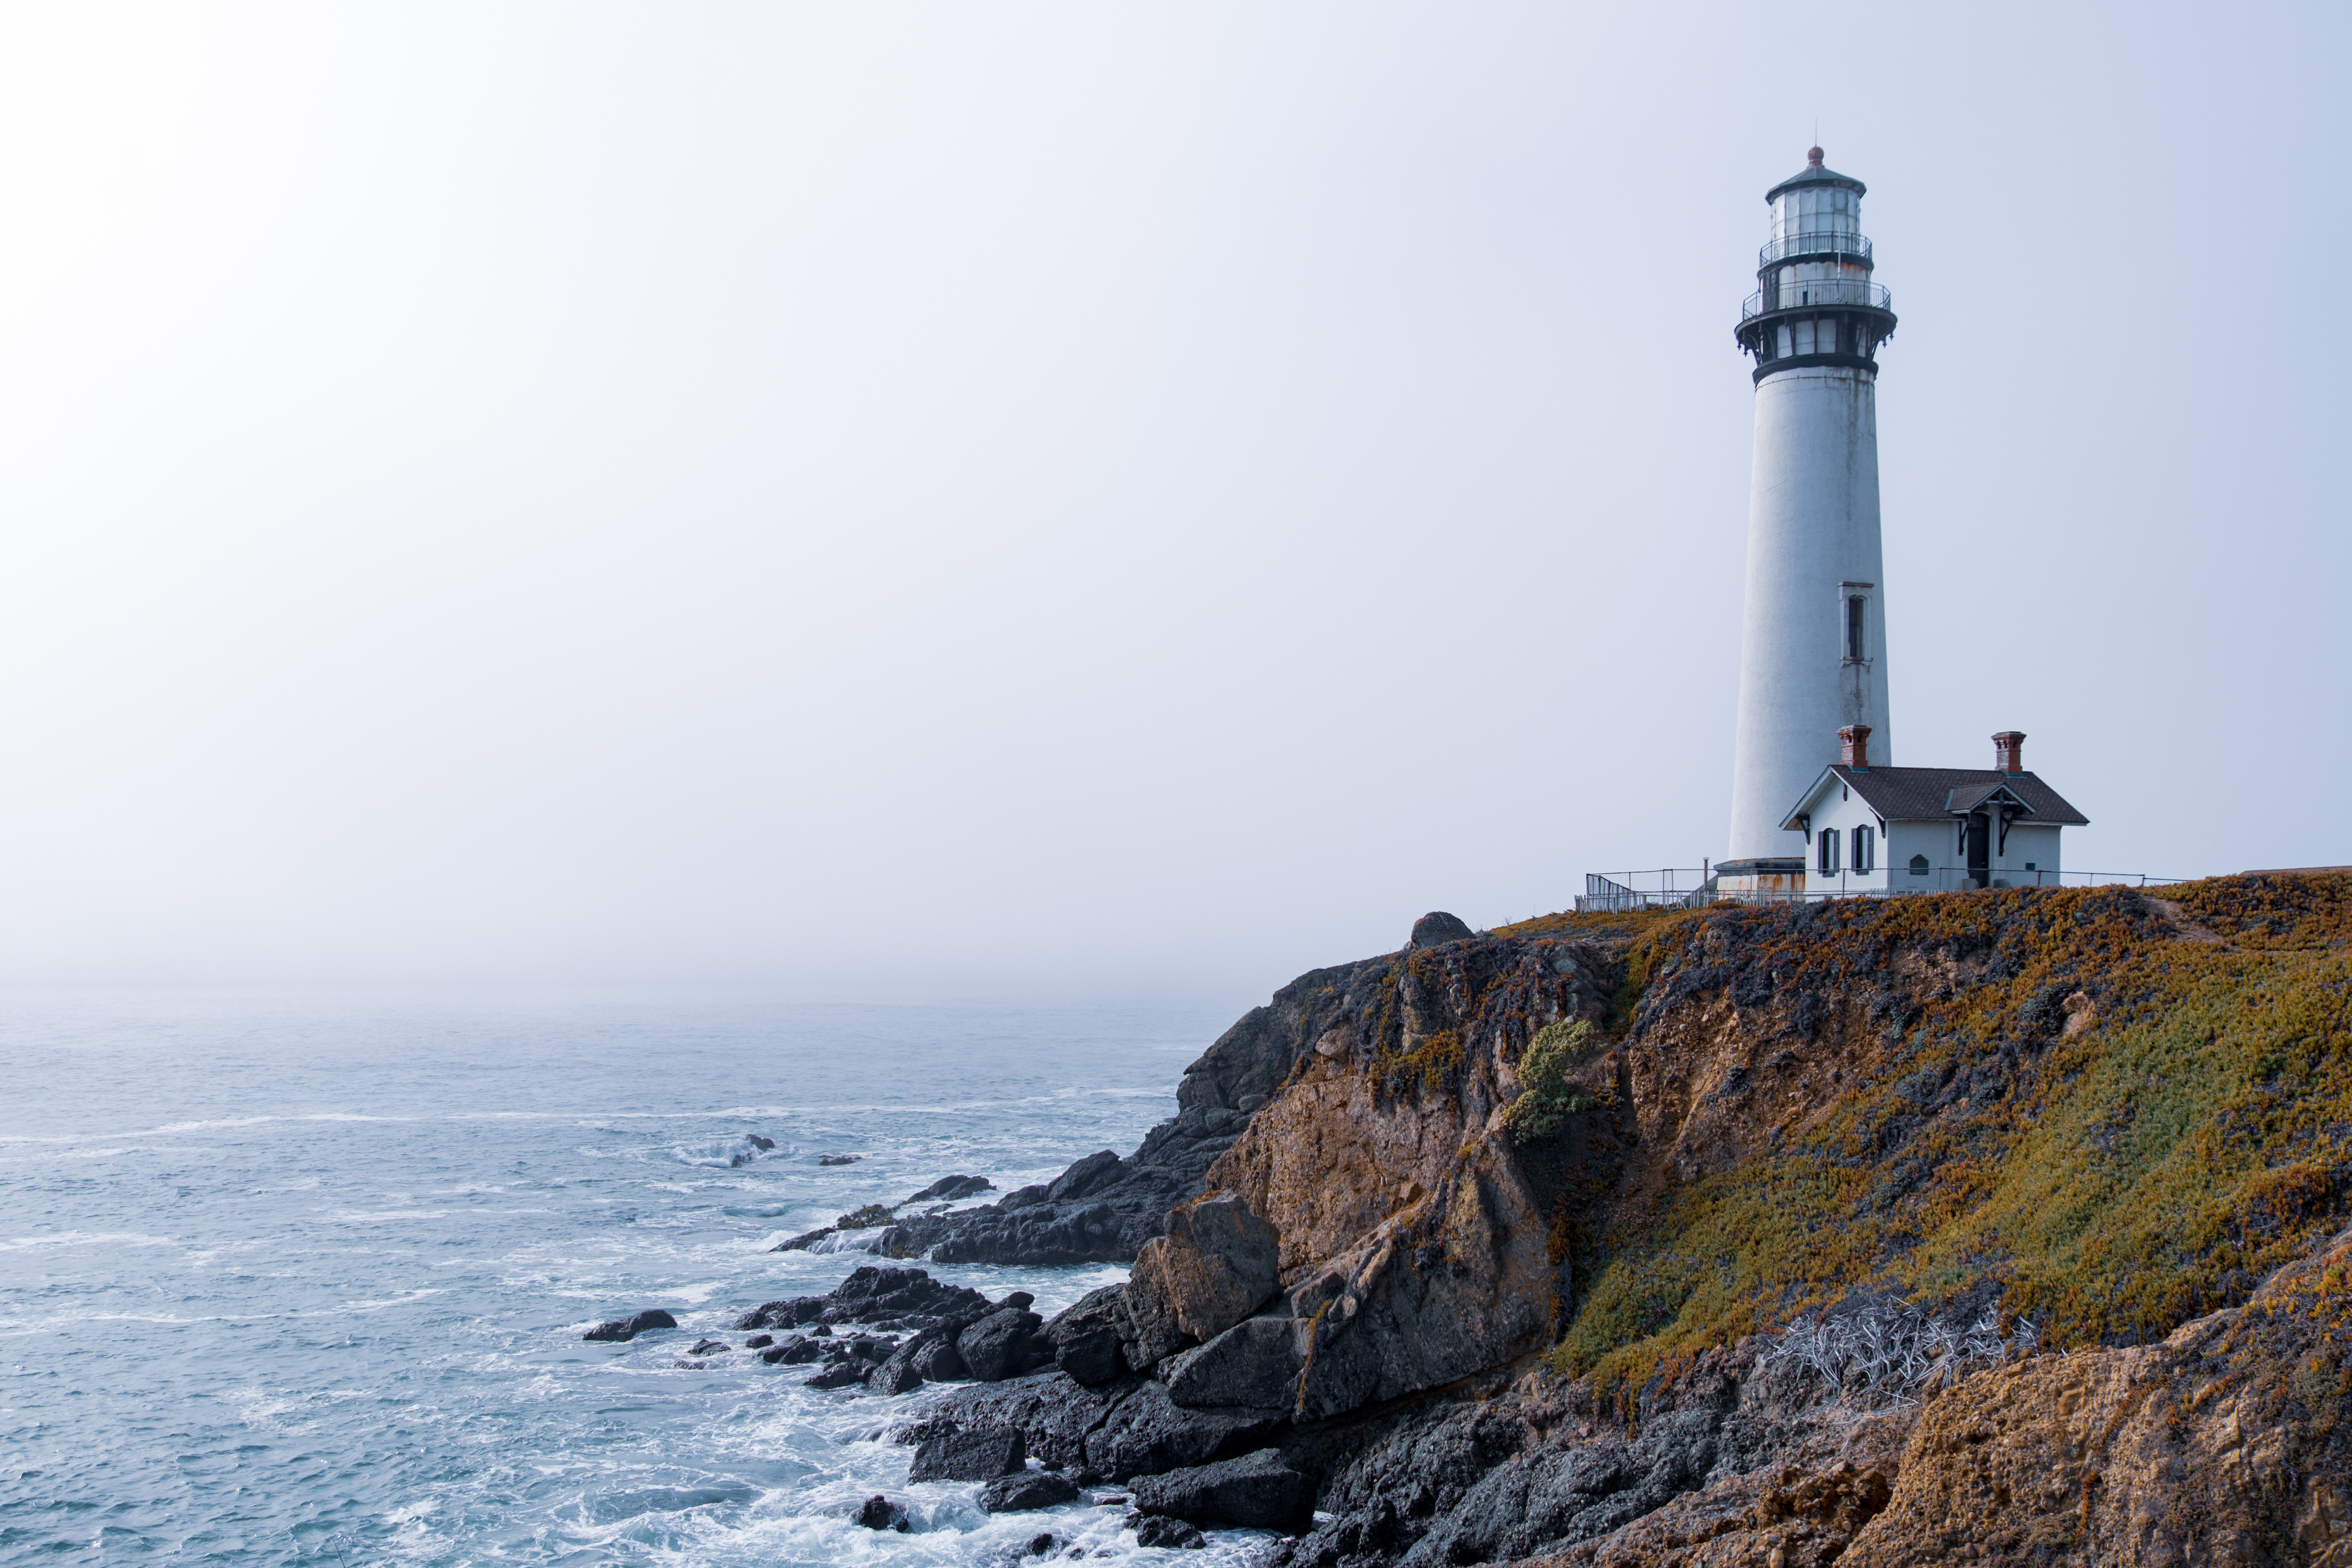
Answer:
1838;724;1872;768
1994;731;2026;774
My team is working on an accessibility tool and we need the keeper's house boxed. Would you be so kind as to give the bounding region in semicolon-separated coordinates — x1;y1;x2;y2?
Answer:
1780;727;2088;895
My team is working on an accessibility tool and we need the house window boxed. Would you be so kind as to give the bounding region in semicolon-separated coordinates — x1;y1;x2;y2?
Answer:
1908;854;1930;876
1854;825;1875;873
1845;596;1867;661
1818;828;1840;873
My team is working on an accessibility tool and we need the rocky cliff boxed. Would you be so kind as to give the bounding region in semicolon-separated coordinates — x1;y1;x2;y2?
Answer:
768;877;2352;1562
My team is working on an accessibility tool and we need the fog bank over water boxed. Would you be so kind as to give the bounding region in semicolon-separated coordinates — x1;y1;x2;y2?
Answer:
0;3;2342;997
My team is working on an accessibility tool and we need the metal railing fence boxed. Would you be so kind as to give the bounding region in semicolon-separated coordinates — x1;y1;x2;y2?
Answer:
1760;231;1872;266
1573;866;2182;914
1742;280;1893;319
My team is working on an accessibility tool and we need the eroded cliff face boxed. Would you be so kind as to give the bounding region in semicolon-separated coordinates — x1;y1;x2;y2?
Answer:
1114;932;1622;1425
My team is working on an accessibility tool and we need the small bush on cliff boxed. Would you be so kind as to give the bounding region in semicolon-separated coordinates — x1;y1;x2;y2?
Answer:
1506;1020;1601;1141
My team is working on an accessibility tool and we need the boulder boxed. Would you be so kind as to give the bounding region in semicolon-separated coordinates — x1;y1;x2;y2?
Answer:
1128;1447;1313;1531
1122;1192;1280;1368
1047;1150;1125;1202
582;1308;679;1342
818;1153;858;1166
745;1134;776;1150
853;1494;910;1532
912;1337;969;1382
1128;1514;1208;1550
1021;1532;1064;1558
761;1337;822;1365
687;1338;730;1356
906;1174;995;1202
805;1362;868;1389
1081;1380;1288;1482
979;1471;1083;1512
956;1307;1050;1382
908;1423;1026;1483
1408;910;1475;948
743;1333;773;1349
1043;1286;1131;1387
1162;1317;1304;1411
896;1375;1140;1473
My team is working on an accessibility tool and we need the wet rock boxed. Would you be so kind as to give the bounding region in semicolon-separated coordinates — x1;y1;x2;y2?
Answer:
1043;1286;1131;1387
1048;1150;1125;1202
819;1153;858;1166
913;1336;969;1382
854;1494;910;1531
836;1203;894;1230
908;1423;1026;1483
898;1375;1140;1471
1408;910;1475;948
1081;1380;1287;1482
1122;1192;1280;1369
957;1307;1051;1382
981;1471;1083;1512
743;1333;774;1349
745;1134;776;1150
737;1266;994;1333
582;1308;679;1342
688;1338;730;1356
805;1361;869;1389
1021;1531;1063;1559
1129;1447;1312;1531
761;1337;822;1365
1128;1514;1208;1549
906;1173;995;1202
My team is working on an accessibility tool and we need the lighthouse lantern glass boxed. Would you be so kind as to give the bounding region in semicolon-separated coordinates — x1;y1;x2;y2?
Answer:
1771;186;1859;245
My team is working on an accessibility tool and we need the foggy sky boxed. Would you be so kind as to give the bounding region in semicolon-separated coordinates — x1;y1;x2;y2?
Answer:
1;3;2344;1002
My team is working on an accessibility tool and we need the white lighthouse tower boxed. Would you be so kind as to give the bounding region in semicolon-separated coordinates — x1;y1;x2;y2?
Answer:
1722;148;1899;878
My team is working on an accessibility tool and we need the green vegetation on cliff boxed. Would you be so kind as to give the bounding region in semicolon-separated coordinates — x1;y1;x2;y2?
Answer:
1496;875;2352;1411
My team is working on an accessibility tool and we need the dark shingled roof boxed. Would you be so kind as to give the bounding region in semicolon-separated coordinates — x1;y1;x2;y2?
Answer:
1789;765;2089;828
1765;160;1867;203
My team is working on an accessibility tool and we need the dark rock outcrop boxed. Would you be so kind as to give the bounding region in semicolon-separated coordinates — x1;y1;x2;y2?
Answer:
818;1153;857;1166
906;1173;995;1202
861;958;1383;1267
1129;1513;1208;1549
1122;1191;1281;1369
582;1308;679;1342
1042;1286;1130;1386
979;1471;1083;1512
957;1307;1052;1382
1130;1447;1314;1530
853;1494;910;1532
907;1424;1025;1483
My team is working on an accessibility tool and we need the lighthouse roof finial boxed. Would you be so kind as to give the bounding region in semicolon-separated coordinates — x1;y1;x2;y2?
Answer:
1807;145;1824;166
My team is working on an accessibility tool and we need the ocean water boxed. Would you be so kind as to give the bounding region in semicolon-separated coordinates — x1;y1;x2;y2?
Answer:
0;992;1261;1567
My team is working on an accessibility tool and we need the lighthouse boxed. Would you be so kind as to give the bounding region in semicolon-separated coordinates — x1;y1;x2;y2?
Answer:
1722;148;1899;878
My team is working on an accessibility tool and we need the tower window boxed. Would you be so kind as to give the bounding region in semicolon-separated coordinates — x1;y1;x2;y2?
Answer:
1818;828;1840;874
1845;595;1867;661
1777;324;1794;358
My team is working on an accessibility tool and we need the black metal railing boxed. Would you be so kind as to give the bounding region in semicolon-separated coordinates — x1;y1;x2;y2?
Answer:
1760;231;1872;266
1741;280;1893;320
1574;869;1710;913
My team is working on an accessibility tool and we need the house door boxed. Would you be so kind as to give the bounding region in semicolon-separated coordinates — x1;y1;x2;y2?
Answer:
1967;811;1991;888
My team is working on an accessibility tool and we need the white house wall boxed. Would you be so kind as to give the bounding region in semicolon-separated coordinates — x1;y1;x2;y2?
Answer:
1797;778;2069;895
